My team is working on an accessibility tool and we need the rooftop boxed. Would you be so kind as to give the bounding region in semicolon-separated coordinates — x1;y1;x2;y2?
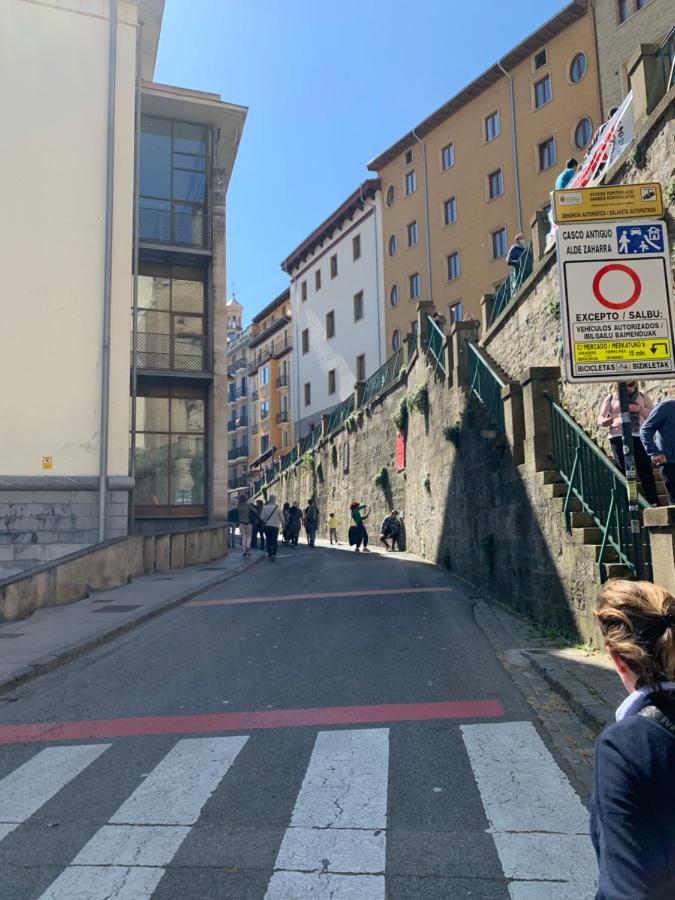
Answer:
251;288;291;325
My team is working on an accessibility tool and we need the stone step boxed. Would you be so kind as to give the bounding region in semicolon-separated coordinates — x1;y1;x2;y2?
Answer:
573;526;604;545
595;544;620;563
537;470;564;486
603;562;631;579
544;482;568;498
570;511;594;528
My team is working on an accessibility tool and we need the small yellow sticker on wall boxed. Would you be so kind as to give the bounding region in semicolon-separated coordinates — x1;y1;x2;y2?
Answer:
42;456;53;470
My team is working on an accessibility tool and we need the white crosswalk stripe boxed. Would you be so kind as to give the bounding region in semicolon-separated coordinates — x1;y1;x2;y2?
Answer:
461;721;598;899
0;744;110;844
265;728;389;899
37;736;248;900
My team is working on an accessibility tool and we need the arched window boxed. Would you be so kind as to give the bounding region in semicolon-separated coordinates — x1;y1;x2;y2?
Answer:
392;329;401;351
390;284;399;307
388;234;398;257
574;117;593;149
386;185;395;207
569;52;587;84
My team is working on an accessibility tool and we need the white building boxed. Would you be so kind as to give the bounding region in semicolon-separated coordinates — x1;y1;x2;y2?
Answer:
281;180;385;437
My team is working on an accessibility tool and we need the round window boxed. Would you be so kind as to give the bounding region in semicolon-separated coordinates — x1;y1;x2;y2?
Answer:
392;329;401;351
574;117;593;149
386;185;395;207
390;284;399;307
388;234;398;257
569;52;587;84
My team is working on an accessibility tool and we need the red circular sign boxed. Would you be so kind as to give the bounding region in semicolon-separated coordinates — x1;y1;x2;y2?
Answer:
592;263;641;310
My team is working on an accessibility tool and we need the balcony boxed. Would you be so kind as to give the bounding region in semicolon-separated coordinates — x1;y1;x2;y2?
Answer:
251;423;259;435
133;331;206;372
227;385;247;403
276;373;288;388
276;410;290;424
227;416;248;432
228;444;249;461
251;390;259;401
261;408;270;421
139;203;208;249
227;357;248;376
272;336;290;357
228;475;249;490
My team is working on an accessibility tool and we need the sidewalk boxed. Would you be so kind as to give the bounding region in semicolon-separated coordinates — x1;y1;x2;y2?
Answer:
0;548;263;694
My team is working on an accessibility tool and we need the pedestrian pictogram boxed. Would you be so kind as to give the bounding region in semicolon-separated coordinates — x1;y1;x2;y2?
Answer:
616;223;665;255
591;263;641;309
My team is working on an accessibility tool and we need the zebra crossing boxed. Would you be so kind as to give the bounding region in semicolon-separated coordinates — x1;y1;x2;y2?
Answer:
0;721;597;899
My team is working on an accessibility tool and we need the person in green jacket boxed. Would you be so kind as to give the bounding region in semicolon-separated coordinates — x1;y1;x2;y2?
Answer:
236;494;257;557
349;500;370;552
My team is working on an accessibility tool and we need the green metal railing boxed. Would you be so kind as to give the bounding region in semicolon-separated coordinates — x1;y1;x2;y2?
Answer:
362;346;404;405
468;343;505;434
299;427;320;456
406;331;417;363
324;394;354;435
424;316;446;375
657;25;675;94
546;396;652;581
280;446;298;472
488;243;533;327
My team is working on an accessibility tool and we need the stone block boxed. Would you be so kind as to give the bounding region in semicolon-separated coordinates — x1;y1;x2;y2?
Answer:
155;535;170;572
198;530;211;563
143;536;156;575
170;532;186;569
185;531;200;567
209;526;226;560
0;569;56;622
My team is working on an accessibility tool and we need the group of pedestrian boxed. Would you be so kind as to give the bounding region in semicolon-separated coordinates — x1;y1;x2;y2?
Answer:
235;495;321;561
597;382;675;506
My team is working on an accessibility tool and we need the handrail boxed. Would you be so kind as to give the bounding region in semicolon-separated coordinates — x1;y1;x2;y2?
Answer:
488;243;533;327
362;347;404;405
424;316;446;375
468;343;505;434
325;394;354;434
546;395;652;580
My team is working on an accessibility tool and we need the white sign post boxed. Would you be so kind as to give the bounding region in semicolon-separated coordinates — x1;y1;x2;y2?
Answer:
557;220;675;383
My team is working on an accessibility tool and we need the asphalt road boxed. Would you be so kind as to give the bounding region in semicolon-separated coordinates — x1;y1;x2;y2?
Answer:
0;543;597;899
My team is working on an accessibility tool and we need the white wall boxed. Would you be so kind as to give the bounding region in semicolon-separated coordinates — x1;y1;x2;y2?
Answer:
0;0;137;476
290;194;385;435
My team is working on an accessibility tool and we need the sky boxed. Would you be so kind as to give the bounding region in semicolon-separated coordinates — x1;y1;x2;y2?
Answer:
155;0;567;322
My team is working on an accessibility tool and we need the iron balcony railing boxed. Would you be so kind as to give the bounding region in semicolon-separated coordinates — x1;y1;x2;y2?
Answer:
468;343;505;434
228;445;248;461
546;396;652;581
251;423;259;435
228;385;247;400
276;410;290;423
261;408;270;421
273;337;290;357
227;417;248;432
227;357;248;377
228;475;249;490
134;331;206;372
424;316;447;375
276;373;289;388
488;243;534;327
324;394;355;434
362;346;404;406
138;203;207;248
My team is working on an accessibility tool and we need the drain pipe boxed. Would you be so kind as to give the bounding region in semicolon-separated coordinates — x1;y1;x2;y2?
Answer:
360;183;383;365
98;0;118;542
411;129;433;302
129;21;142;536
498;60;523;234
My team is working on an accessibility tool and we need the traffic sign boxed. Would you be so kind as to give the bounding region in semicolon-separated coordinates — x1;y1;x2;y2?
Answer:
557;219;675;383
552;182;663;224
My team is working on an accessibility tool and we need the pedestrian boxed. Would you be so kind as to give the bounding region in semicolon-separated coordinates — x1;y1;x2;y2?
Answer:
236;493;256;557
598;382;658;505
287;501;302;547
260;493;284;561
554;157;578;190
304;498;319;547
252;498;266;551
506;234;526;273
349;500;370;552
327;512;340;545
591;579;675;897
380;510;401;551
281;502;291;545
641;396;675;505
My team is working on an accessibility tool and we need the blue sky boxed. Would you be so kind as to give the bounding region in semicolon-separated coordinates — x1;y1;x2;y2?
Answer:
155;0;566;321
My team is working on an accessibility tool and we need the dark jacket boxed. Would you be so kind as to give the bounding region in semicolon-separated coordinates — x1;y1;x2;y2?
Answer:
506;243;525;267
591;692;675;898
640;399;675;463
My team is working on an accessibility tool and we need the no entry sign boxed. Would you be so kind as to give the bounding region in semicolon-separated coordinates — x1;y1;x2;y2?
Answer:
557;220;675;382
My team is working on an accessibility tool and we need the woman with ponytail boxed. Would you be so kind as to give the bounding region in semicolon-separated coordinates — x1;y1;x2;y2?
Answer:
592;580;675;898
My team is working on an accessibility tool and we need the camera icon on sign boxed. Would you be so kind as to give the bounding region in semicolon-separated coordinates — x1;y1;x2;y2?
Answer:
641;187;656;201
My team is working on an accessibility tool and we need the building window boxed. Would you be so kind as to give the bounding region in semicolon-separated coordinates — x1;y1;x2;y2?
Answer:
569;52;587;84
618;0;630;21
441;142;455;170
409;272;421;300
447;252;460;281
492;228;507;259
534;74;552;109
407;221;418;246
356;354;366;381
485;110;500;142
450;301;463;323
133;386;206;513
390;284;399;307
488;169;503;199
404;148;413;166
139;117;207;247
330;254;338;278
260;364;270;385
352;234;361;260
386;185;395;207
411;320;419;339
405;170;416;195
304;383;311;406
302;328;309;354
315;269;321;291
328;369;336;394
533;48;547;70
443;197;457;226
392;329;401;351
137;264;205;372
301;280;307;302
261;434;270;453
353;291;364;322
260;399;269;420
574;117;593;149
326;310;335;338
388;234;398;256
538;136;556;171
281;430;288;449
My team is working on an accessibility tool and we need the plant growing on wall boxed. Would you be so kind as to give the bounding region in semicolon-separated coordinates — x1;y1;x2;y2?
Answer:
373;466;390;491
665;178;675;207
409;384;429;416
544;293;560;319
302;450;316;473
345;414;357;432
392;395;409;436
443;423;461;448
423;472;431;492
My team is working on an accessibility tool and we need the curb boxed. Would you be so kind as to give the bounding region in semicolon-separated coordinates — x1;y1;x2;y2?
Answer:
0;553;264;697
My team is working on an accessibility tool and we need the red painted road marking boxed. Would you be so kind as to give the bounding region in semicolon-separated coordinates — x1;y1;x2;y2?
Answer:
187;586;454;607
0;699;503;745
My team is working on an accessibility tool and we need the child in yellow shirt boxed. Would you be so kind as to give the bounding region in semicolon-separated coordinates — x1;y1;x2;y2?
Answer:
327;513;340;545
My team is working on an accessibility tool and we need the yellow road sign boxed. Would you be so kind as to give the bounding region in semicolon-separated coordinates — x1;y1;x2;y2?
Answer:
553;183;663;224
573;339;671;363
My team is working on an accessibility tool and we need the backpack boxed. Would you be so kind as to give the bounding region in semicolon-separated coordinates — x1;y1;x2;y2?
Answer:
305;505;318;526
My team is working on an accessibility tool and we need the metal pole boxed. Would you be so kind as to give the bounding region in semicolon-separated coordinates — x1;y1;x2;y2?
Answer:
618;381;643;579
98;0;118;542
129;21;142;536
